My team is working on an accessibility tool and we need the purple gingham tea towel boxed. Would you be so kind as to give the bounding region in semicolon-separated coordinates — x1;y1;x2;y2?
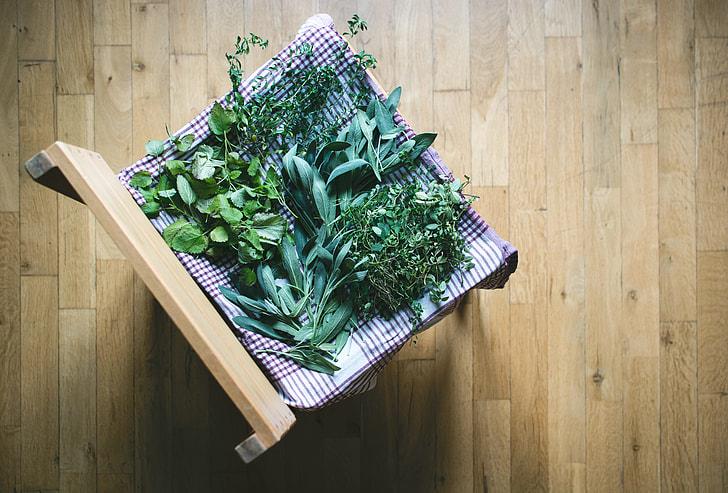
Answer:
117;14;517;409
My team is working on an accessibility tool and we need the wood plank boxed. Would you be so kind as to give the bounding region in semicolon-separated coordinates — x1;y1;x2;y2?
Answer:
508;90;545;213
582;0;621;189
131;3;170;157
474;400;511;493
435;303;473;492
394;0;434;131
19;61;57;276
586;400;623;492
433;0;469;91
57;95;96;309
96;259;134;475
20;275;59;490
470;0;508;187
59;309;97;492
0;0;19;212
696;38;728;251
659;108;696;322
94;45;131;260
0;425;20;493
622;144;659;359
320;399;362;493
171;330;210;492
433;90;471;179
698;393;728;492
206;0;245;100
585;188;622;491
697;251;728;394
510;303;549;492
170;54;208;129
57;0;94;94
94;46;132;174
170;0;206;55
472;186;510;401
621;0;658;145
133;274;172;491
695;0;728;37
660;321;698;492
507;0;545;91
17;0;55;61
398;359;436;493
360;363;397;493
545;0;582;37
0;213;20;428
657;0;695;109
696;37;728;107
624;356;660;491
94;0;131;45
585;187;622;402
545;36;585;491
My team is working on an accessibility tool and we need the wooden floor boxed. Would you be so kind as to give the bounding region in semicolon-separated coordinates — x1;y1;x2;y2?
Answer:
1;0;727;491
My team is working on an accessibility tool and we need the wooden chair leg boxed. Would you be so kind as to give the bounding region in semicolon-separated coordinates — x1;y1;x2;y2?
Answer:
236;433;269;463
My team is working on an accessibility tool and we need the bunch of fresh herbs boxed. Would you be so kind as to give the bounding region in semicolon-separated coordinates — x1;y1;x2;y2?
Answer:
336;178;475;324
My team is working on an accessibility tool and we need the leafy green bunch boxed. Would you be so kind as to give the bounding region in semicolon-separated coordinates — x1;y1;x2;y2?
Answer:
221;227;367;374
280;87;436;237
337;178;475;324
129;141;288;267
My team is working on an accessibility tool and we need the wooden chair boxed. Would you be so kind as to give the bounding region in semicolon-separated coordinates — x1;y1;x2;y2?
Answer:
25;142;295;463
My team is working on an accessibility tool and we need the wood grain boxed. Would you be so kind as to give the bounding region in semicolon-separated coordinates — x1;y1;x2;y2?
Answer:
0;0;19;212
20;275;59;490
56;0;94;95
17;0;55;61
59;309;97;492
19;61;57;276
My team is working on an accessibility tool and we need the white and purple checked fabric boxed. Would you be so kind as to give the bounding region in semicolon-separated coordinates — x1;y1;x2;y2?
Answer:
117;15;517;409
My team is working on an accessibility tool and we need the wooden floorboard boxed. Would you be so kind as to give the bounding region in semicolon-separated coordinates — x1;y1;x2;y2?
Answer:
1;1;726;491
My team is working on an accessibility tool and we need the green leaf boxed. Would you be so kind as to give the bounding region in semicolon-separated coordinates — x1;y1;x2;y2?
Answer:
325;159;369;187
220;207;243;225
385;86;402;111
210;225;229;243
243;229;263;251
247;156;260;177
191;149;219;180
141;201;160;217
312;175;333;223
162;219;208;254
251;213;287;243
279;236;303;290
283;348;340;375
145;139;165;157
228;189;247;208
232;316;286;341
174;133;195;152
238;267;257;288
165;159;186;175
176;175;196;205
158;189;176;198
130;171;153;189
410;132;437;159
209;101;236;136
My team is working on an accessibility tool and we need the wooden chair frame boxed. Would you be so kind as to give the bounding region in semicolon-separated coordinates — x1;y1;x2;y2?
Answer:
25;142;296;463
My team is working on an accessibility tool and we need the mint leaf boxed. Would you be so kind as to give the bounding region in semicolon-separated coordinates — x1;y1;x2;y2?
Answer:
165;159;186;175
174;133;195;152
130;171;153;189
176;175;196;205
210;225;229;243
251;213;287;243
162;219;208;254
220;207;243;225
145;139;165;157
209;102;236;136
141;201;160;217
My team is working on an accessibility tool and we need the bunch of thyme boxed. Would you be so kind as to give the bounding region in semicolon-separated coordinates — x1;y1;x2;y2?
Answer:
337;179;475;325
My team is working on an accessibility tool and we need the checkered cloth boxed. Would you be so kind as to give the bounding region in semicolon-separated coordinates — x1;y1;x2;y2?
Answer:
118;14;517;409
